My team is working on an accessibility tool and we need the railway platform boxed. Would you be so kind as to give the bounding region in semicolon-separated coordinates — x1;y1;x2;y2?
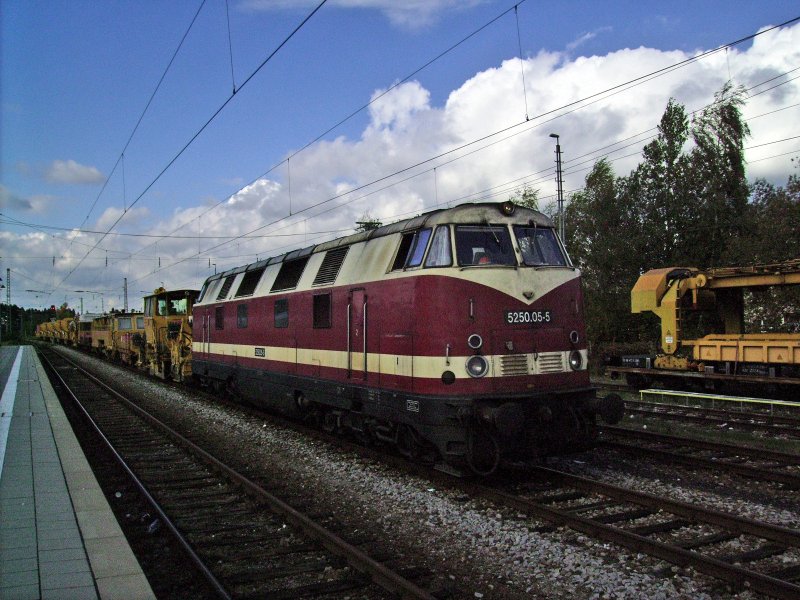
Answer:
0;345;155;600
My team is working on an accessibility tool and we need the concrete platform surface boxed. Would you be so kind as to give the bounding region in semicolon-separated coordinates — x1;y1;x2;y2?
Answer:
1;345;155;600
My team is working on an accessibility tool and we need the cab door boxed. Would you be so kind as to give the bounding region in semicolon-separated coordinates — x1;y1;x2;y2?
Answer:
348;289;367;381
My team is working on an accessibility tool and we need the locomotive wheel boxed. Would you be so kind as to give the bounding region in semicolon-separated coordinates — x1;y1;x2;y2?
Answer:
467;426;501;476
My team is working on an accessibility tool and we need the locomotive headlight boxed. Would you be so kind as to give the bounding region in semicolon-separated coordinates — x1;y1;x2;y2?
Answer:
467;334;483;350
466;355;489;378
569;350;583;371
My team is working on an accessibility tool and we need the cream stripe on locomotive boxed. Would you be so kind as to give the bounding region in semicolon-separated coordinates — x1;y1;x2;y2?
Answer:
193;342;587;379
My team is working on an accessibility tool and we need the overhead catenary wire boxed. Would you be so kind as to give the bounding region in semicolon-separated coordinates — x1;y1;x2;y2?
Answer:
126;50;800;285
125;0;532;263
54;0;329;295
13;11;800;303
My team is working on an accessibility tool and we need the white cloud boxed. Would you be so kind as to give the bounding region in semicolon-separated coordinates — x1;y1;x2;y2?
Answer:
10;22;800;307
94;205;150;231
45;159;105;185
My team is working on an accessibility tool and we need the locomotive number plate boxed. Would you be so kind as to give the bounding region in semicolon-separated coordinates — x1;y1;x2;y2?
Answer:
505;310;552;325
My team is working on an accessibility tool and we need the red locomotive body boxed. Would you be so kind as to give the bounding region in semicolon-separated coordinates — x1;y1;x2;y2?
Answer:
192;202;621;474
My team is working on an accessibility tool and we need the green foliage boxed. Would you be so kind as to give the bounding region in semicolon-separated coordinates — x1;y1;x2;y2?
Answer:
565;84;798;348
508;185;540;210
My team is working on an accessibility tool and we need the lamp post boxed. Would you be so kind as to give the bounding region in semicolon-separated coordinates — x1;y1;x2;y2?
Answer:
0;279;4;344
549;133;565;242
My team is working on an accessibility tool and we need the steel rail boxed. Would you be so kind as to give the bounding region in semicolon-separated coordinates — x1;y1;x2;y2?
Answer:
621;404;800;437
460;471;800;599
601;425;800;463
599;426;800;488
298;410;800;599
37;348;232;600
45;348;434;600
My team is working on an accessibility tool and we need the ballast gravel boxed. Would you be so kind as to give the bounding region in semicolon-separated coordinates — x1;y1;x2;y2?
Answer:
61;347;795;599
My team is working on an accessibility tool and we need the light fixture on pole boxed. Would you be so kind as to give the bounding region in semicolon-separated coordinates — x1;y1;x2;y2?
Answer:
549;133;565;242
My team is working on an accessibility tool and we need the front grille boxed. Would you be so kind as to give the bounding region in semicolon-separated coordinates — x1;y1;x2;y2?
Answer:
500;354;529;376
537;352;564;374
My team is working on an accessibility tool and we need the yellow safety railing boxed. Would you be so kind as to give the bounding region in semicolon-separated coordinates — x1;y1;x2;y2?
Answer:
639;388;800;415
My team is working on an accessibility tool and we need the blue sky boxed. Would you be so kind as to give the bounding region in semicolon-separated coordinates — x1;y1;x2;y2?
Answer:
2;0;799;311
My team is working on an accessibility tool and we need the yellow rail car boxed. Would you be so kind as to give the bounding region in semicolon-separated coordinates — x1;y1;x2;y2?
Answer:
110;313;146;367
609;259;800;395
143;288;198;381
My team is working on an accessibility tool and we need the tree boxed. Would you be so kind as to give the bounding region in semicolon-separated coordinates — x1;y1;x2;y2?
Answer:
685;82;751;267
508;185;540;211
564;84;755;353
566;159;642;343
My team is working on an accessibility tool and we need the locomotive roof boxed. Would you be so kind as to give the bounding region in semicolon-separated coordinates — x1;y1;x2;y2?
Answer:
207;201;553;284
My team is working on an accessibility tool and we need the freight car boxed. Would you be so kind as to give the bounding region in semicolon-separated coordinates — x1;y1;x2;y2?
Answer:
192;201;622;475
607;260;800;396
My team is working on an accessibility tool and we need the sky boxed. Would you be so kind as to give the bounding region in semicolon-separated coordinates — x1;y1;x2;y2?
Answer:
2;0;799;313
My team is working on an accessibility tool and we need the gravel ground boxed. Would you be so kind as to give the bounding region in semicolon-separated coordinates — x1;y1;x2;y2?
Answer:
61;347;797;599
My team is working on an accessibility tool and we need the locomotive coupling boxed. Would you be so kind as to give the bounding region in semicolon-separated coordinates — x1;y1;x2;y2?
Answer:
587;393;624;424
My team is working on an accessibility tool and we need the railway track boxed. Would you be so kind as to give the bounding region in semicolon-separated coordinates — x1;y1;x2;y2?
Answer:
38;347;438;599
598;425;800;488
205;381;800;598
468;467;800;600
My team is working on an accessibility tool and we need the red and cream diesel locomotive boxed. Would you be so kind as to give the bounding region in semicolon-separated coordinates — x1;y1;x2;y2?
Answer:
192;201;622;475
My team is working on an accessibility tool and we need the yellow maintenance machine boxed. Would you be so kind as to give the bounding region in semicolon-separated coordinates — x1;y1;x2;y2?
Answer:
610;259;800;392
143;287;199;381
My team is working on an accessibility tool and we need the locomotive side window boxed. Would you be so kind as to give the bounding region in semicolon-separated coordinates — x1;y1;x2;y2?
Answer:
216;275;236;300
455;225;516;266
237;304;248;328
136;316;144;329
196;281;209;303
513;226;567;266
405;228;432;268
144;297;154;317
424;226;452;267
313;293;332;329
215;306;224;330
118;317;132;330
390;233;416;271
235;268;265;297
274;299;289;328
271;258;309;292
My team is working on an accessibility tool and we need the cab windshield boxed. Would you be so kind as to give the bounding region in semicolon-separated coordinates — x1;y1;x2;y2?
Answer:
513;226;567;266
455;225;516;266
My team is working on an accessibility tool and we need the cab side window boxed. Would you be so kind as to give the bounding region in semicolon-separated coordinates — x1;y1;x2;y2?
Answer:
424;226;452;267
